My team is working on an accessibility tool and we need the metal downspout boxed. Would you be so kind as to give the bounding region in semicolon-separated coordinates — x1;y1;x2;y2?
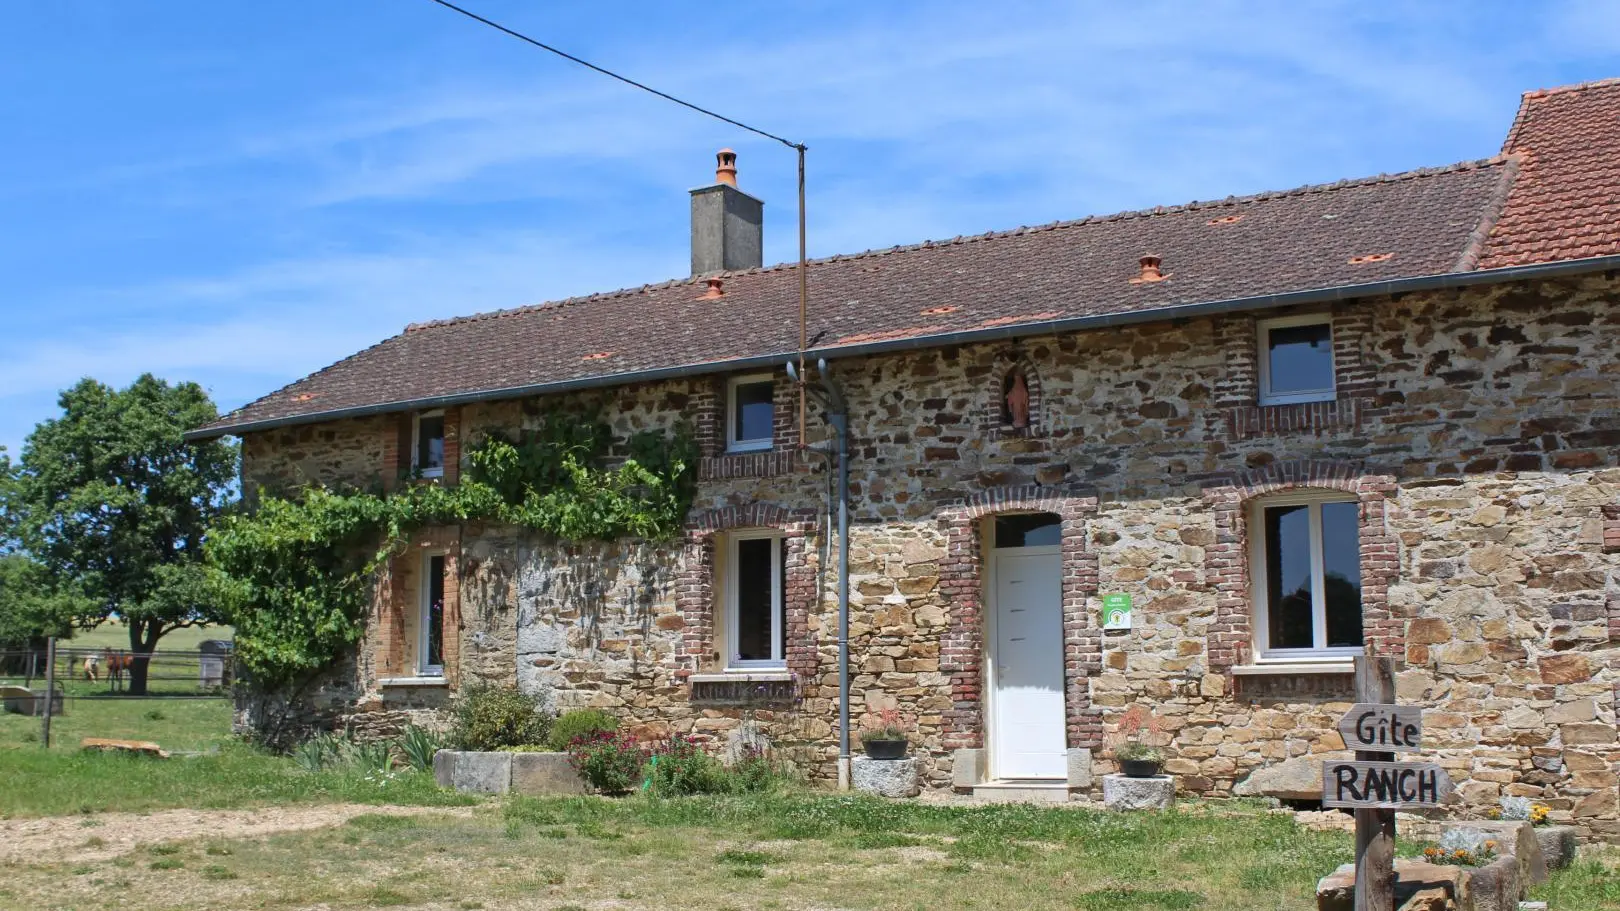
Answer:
832;411;851;789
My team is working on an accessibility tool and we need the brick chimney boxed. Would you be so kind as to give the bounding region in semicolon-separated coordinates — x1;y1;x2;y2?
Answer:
690;149;763;276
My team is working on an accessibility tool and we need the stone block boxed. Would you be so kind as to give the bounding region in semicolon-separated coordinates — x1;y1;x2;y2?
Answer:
510;752;585;795
1315;860;1467;911
451;750;512;794
951;748;984;790
80;738;169;758
852;756;919;798
1102;773;1174;811
1467;853;1521;911
432;748;456;789
1533;825;1578;870
1447;820;1544;886
1066;747;1093;790
1234;754;1348;801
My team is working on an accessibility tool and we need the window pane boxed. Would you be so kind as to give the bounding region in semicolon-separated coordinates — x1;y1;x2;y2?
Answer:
1320;501;1364;648
734;538;775;661
994;513;1062;547
417;415;445;470
426;555;446;670
1267;322;1333;395
733;381;774;443
1264;505;1314;649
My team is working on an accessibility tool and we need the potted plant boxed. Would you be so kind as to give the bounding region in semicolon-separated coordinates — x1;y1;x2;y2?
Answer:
1110;703;1165;778
859;708;909;760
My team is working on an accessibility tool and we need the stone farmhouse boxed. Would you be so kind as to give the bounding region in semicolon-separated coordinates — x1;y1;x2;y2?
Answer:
192;79;1620;835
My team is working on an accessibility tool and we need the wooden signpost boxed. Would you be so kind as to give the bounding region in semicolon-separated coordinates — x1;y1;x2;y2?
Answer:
1319;655;1456;911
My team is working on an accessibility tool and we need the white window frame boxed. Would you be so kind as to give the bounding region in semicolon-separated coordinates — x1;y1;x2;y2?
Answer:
724;530;785;670
418;550;448;677
725;374;775;453
1248;491;1363;662
1257;314;1336;405
412;409;446;479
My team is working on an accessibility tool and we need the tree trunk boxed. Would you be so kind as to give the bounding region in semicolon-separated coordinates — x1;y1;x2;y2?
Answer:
127;621;159;696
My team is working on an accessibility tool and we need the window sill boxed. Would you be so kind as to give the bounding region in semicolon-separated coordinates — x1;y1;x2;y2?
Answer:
379;676;449;688
688;671;792;684
724;444;773;455
1257;393;1336;407
1232;662;1354;676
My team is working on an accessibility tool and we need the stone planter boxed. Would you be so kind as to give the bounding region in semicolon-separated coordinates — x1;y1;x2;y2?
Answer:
1533;825;1578;871
1465;853;1521;911
433;750;585;796
851;755;920;798
1102;773;1174;811
1118;758;1164;779
1446;820;1545;888
862;739;907;760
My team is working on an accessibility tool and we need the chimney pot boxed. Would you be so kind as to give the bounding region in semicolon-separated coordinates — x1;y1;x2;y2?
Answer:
1137;255;1164;282
701;277;724;299
716;148;738;186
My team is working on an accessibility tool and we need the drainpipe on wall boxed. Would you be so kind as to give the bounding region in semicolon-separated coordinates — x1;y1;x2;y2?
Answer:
787;358;852;789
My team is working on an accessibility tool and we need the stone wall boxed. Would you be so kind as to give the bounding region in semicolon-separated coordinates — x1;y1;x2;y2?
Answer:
237;274;1620;835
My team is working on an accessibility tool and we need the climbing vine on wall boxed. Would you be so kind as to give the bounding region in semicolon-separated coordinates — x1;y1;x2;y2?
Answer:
208;413;697;687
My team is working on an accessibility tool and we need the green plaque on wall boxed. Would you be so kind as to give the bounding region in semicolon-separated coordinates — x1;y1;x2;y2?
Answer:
1102;593;1133;630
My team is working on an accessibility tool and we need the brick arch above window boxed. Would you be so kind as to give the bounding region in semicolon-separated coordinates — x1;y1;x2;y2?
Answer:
1201;460;1400;672
937;485;1102;750
674;503;818;682
983;354;1045;439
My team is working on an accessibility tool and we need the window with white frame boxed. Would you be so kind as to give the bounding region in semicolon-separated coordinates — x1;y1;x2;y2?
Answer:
724;531;785;668
726;375;774;452
413;410;446;477
1257;315;1335;405
419;552;447;676
1249;492;1363;660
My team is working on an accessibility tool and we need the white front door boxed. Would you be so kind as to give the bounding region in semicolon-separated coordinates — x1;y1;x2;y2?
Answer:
991;548;1066;779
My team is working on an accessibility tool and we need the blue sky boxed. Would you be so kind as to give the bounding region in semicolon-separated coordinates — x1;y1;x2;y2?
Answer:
2;1;1616;456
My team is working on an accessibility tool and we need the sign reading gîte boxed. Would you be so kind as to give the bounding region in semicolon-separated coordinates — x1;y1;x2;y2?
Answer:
1321;759;1455;809
1336;703;1424;754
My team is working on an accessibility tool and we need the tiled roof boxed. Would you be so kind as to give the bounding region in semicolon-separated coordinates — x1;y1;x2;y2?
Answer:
1481;78;1620;268
197;159;1516;436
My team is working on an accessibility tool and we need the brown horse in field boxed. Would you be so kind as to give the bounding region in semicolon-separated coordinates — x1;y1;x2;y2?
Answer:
102;649;133;693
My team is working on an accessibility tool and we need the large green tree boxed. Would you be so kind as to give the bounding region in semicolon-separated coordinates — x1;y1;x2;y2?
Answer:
13;375;237;694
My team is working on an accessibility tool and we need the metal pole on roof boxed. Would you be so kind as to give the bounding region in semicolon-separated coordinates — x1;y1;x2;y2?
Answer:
798;146;808;446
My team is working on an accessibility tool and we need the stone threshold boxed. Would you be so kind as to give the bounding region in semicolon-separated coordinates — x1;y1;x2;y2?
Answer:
972;779;1070;804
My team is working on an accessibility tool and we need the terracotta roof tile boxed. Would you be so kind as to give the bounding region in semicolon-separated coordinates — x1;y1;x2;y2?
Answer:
1480;78;1620;268
198;159;1518;435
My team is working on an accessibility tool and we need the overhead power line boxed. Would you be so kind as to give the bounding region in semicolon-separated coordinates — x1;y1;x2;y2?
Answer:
424;0;805;150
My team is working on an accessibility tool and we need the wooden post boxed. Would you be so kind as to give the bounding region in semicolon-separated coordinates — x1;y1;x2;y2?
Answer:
1353;653;1396;911
40;636;56;750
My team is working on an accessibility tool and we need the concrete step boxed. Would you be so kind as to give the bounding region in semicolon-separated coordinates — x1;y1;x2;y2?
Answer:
972;780;1070;803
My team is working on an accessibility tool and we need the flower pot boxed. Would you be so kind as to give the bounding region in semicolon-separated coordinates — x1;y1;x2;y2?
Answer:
1118;758;1163;778
862;739;908;760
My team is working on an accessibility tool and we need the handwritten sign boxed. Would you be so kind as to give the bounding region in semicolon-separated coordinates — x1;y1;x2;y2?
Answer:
1322;760;1454;809
1336;704;1423;754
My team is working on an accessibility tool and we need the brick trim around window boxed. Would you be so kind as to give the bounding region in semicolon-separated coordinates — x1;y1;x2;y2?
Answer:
1213;308;1376;440
1201;460;1399;673
694;373;801;479
374;525;463;685
937;485;1101;751
674;503;818;681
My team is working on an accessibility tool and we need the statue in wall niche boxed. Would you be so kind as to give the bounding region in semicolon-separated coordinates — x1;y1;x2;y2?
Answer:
1004;370;1031;429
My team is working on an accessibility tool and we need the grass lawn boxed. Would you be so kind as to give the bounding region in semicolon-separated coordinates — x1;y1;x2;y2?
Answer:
0;692;233;753
0;743;475;818
66;621;233;651
2;783;1616;911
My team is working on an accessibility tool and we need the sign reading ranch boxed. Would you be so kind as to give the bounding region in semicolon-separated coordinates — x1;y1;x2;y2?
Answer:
1322;760;1455;809
1336;703;1423;754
